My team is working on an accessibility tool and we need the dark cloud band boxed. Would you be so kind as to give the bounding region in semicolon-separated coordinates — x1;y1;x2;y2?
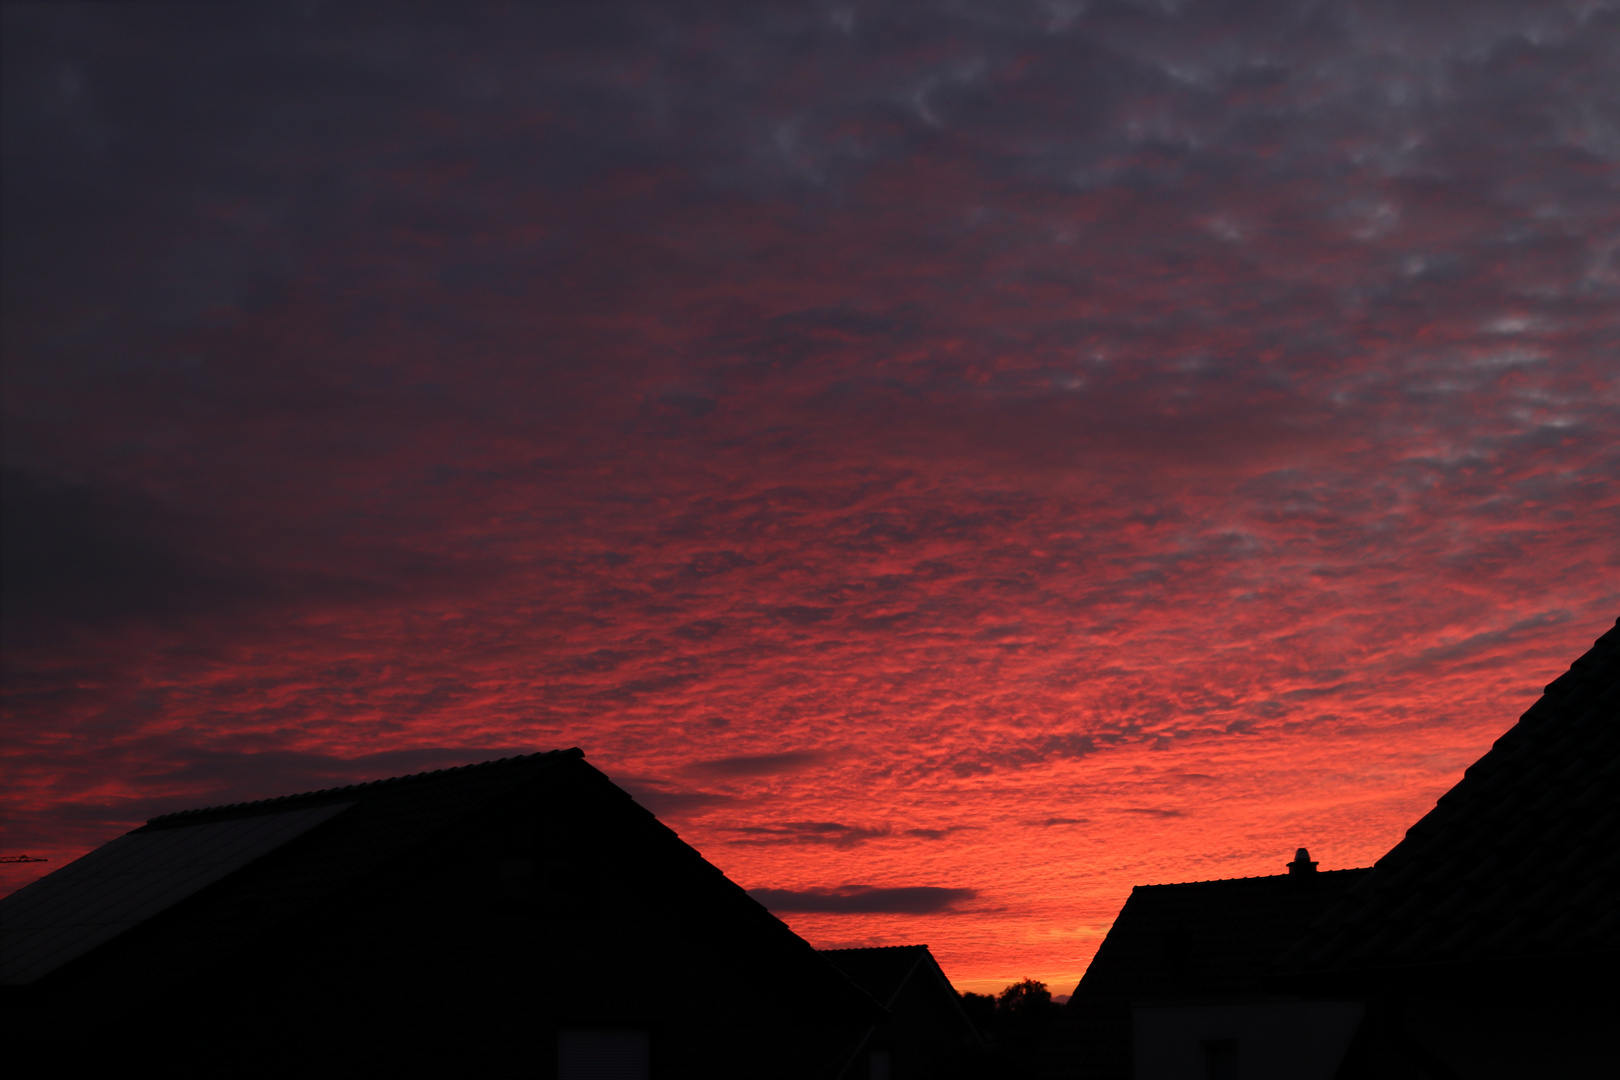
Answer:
749;885;979;915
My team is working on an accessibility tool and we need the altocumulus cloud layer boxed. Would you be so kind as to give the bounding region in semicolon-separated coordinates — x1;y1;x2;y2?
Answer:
3;2;1617;991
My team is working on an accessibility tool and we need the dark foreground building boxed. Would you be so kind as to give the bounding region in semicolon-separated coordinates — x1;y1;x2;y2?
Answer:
822;944;986;1079
1043;616;1620;1080
1040;851;1371;1080
1280;617;1620;1079
1;748;883;1078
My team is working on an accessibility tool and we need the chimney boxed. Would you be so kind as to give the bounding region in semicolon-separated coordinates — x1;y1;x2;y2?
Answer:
1287;847;1318;875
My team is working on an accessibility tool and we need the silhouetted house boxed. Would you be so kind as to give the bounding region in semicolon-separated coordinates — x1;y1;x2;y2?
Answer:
1;749;884;1078
1278;617;1620;1079
821;944;985;1079
1039;852;1371;1080
1042;616;1620;1080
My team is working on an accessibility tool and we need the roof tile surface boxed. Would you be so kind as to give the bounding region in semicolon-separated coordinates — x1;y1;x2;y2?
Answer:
820;944;932;1008
7;750;587;990
1282;618;1620;975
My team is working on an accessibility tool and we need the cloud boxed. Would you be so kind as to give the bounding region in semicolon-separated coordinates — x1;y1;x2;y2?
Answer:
0;467;498;645
3;0;1618;989
1408;610;1578;669
766;605;836;625
0;469;263;627
948;733;1101;777
685;751;830;778
726;821;889;848
620;786;736;818
749;885;979;914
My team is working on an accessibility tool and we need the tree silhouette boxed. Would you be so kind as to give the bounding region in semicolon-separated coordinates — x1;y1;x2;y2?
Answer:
960;990;997;1040
996;979;1051;1021
955;979;1058;1077
996;979;1056;1057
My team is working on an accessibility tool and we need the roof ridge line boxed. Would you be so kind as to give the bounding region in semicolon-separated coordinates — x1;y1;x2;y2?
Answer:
1138;867;1372;888
890;945;930;1008
144;747;582;824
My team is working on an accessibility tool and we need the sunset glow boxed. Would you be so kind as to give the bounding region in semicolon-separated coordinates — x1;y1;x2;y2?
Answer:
3;2;1617;996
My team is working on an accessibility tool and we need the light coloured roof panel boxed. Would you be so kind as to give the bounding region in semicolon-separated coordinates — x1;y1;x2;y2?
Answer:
0;802;352;986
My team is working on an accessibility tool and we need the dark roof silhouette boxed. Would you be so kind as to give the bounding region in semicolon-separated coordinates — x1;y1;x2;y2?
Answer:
1042;862;1371;1080
3;749;885;1077
4;749;585;990
1281;617;1620;979
822;944;962;1010
3;801;352;985
821;943;986;1076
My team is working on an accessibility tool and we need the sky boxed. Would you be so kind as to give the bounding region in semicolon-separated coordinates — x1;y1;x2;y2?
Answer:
2;1;1617;995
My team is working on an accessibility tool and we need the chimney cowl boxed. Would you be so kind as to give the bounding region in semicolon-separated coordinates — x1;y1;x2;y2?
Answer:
1287;847;1318;875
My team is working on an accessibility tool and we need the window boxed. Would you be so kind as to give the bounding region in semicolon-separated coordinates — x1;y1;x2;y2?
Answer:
559;1029;649;1080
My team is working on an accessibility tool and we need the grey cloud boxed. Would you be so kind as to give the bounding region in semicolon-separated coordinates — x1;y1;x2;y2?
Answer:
0;468;501;640
589;672;705;701
1408;609;1577;668
682;551;754;578
948;732;1100;777
685;750;829;777
748;884;978;914
565;649;633;673
617;780;736;819
0;469;265;628
1281;683;1351;701
671;620;727;639
726;821;888;848
766;605;836;625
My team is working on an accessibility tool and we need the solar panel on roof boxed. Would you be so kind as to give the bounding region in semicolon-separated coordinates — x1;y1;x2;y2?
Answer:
0;802;352;986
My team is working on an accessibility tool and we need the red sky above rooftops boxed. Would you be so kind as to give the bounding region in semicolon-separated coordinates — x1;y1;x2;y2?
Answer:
3;1;1617;993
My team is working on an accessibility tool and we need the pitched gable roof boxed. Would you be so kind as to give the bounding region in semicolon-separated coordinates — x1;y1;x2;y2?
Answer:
1282;617;1620;978
822;944;936;1008
820;942;986;1072
2;802;352;986
1042;865;1370;1080
2;749;583;988
6;749;890;1075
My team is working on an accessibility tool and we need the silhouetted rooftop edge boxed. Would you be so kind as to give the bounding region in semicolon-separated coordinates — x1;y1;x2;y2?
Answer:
1280;615;1620;975
1125;866;1366;889
143;747;583;825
